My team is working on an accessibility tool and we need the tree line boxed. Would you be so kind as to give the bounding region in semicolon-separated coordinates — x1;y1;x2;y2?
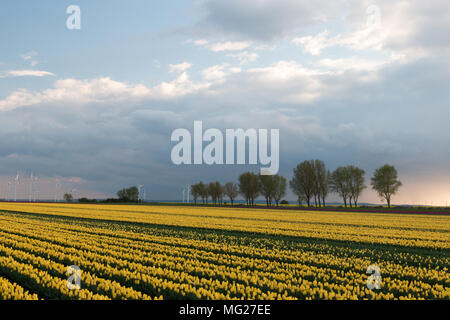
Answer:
191;161;402;208
63;186;140;203
191;174;287;206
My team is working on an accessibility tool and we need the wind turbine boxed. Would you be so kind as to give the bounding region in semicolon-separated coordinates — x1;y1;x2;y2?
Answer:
7;182;11;201
14;173;19;202
54;182;61;202
33;176;38;202
29;173;33;202
138;185;144;202
71;189;77;202
186;185;190;204
182;188;185;203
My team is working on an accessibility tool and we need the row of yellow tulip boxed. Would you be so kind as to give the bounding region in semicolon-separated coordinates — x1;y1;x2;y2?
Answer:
0;203;447;249
0;203;448;300
0;276;38;300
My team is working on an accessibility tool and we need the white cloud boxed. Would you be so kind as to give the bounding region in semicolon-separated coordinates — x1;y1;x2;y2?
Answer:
0;73;212;111
316;56;394;73
292;30;331;56
227;51;259;65
194;40;252;52
0;70;55;78
292;25;389;56
208;41;252;52
20;51;39;66
169;62;192;73
242;61;329;103
291;1;441;62
194;39;209;46
201;63;241;81
149;72;211;99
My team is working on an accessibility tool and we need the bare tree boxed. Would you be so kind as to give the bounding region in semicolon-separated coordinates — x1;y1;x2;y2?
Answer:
208;182;217;205
348;166;366;207
320;170;331;207
290;161;316;207
190;183;201;204
198;182;208;204
239;172;260;206
313;159;328;207
215;182;224;204
273;175;287;206
330;167;352;207
224;182;239;205
259;175;275;206
64;193;73;203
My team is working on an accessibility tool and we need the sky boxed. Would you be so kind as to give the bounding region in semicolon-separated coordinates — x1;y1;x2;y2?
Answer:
0;0;449;204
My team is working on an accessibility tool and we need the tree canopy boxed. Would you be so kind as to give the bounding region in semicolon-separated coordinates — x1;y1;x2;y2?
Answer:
371;164;402;207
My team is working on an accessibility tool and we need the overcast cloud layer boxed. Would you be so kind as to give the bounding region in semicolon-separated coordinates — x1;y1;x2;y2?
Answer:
0;0;449;204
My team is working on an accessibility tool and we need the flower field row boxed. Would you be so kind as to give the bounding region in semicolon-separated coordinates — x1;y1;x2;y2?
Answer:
0;203;448;300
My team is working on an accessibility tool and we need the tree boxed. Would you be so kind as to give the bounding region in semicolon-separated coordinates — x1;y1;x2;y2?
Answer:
313;159;328;207
127;186;139;202
224;182;239;205
330;167;351;207
371;164;402;208
239;172;260;206
64;193;73;202
206;182;224;205
208;182;217;204
259;175;275;206
78;197;97;203
190;183;201;204
215;181;224;205
117;186;139;202
348;166;366;207
290;161;316;207
273;175;287;206
197;182;208;204
319;170;331;207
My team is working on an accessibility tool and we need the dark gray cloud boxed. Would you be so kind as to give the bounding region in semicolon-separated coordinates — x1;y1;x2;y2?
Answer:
1;53;449;204
1;1;449;204
198;0;347;40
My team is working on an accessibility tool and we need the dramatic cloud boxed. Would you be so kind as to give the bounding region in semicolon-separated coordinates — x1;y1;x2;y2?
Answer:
198;0;345;40
1;0;450;203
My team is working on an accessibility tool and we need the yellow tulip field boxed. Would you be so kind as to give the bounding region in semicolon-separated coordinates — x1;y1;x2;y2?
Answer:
0;203;448;300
